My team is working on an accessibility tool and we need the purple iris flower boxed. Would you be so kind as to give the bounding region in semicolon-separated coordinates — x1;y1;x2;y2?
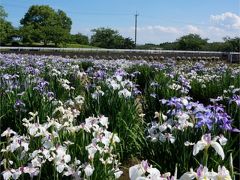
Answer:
94;70;106;79
166;97;183;109
115;69;127;77
196;165;204;177
25;66;40;75
33;80;49;94
218;113;233;131
195;104;234;131
195;112;213;130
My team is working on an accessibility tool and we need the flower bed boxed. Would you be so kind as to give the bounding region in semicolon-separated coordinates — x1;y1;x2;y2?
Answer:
0;53;239;179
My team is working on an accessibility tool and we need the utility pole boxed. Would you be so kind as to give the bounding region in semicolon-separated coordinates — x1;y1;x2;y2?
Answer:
134;12;139;48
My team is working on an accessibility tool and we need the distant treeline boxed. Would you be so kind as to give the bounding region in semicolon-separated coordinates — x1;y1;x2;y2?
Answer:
0;5;239;51
138;34;240;52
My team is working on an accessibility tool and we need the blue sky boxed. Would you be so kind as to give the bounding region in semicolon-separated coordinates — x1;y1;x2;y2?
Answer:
1;0;240;44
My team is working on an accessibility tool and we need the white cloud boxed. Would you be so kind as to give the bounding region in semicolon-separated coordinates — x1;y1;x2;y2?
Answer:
153;26;180;34
210;12;240;30
120;25;182;43
121;25;203;43
136;25;180;34
184;25;202;34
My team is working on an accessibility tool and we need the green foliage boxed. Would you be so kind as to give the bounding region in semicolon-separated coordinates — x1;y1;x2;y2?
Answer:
0;19;14;45
0;6;15;45
91;27;135;49
70;33;89;45
18;25;38;45
62;43;95;48
0;5;7;20
56;10;72;32
176;34;208;51
159;42;178;50
137;42;178;50
20;5;72;46
90;27;119;48
203;42;226;51
139;34;240;52
202;37;240;52
223;37;240;52
137;43;158;50
123;37;135;49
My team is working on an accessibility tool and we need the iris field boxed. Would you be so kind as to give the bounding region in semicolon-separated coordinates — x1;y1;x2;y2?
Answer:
0;53;239;179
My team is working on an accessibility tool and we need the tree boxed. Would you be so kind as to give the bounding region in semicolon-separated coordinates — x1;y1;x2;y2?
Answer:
176;34;208;51
56;10;72;32
123;38;135;49
70;33;89;45
0;19;15;45
0;5;7;20
0;6;14;45
223;37;240;52
20;5;72;46
91;27;134;49
91;28;118;48
202;42;226;51
112;34;125;49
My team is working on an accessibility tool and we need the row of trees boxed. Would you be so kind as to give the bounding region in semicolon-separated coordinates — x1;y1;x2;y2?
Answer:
1;5;239;51
66;28;135;49
0;5;135;48
139;34;240;52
